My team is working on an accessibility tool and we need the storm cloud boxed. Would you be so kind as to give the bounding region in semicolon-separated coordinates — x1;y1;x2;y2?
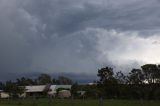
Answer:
1;0;160;81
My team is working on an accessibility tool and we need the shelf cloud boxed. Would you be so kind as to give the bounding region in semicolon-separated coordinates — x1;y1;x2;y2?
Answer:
1;0;160;80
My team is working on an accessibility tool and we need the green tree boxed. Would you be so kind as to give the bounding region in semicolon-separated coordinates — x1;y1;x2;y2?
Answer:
97;67;118;98
58;76;72;85
128;69;144;84
141;64;160;99
97;67;115;84
16;77;35;86
115;71;126;84
4;81;24;98
38;74;52;85
71;82;79;97
141;64;159;84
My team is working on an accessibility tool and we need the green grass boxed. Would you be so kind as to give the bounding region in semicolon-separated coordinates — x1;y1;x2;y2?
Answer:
0;98;160;106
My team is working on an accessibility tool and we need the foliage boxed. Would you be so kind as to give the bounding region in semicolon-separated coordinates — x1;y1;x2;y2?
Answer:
2;64;160;100
16;77;36;86
1;99;160;106
57;76;72;85
97;64;160;100
3;81;25;98
38;74;52;85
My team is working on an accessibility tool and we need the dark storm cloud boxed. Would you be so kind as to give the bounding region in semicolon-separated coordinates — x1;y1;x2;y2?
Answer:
16;0;160;36
1;0;160;81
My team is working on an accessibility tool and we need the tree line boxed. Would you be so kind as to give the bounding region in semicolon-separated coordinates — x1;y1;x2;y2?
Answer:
1;64;160;100
0;74;72;98
96;64;160;100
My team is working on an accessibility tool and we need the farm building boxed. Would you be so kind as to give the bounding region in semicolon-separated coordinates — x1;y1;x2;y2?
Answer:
25;85;47;97
0;90;9;99
48;85;56;97
24;85;72;98
48;85;72;98
58;90;71;98
0;85;72;98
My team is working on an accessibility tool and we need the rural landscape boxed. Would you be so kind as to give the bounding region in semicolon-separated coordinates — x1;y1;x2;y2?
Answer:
1;0;160;106
1;64;160;106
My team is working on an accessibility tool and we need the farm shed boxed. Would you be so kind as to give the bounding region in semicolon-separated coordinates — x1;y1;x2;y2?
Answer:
25;85;47;97
58;90;71;98
48;85;56;97
0;90;9;99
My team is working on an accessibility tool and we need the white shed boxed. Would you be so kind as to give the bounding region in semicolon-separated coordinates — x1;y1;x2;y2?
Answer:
0;90;9;99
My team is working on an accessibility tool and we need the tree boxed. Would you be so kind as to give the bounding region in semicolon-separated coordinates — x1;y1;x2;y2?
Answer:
97;67;115;84
58;76;72;85
141;64;160;99
71;82;79;97
97;66;118;98
0;82;4;90
16;77;35;86
141;64;159;84
127;69;145;99
128;69;144;84
115;71;126;84
3;81;24;98
37;73;52;85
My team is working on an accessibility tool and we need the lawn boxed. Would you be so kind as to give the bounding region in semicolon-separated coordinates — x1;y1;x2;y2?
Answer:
0;98;160;106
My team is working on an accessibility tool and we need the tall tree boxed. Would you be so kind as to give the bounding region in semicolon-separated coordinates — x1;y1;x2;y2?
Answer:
4;81;24;98
97;66;118;98
115;71;126;84
16;77;35;86
97;67;115;84
141;64;159;84
58;76;72;85
37;74;52;85
128;69;144;84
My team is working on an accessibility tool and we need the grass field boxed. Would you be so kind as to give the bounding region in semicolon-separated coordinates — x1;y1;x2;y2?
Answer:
0;98;160;106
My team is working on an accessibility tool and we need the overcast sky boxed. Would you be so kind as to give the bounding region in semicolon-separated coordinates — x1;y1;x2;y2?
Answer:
1;0;160;81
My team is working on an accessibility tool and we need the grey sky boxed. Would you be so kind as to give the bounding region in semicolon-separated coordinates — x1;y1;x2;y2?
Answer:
1;0;160;80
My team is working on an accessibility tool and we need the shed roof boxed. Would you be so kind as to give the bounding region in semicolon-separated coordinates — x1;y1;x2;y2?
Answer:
25;85;46;93
48;85;56;94
25;85;72;93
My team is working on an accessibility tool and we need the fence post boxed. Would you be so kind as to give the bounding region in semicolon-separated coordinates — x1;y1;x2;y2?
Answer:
48;95;52;106
99;97;103;106
71;95;74;106
140;98;144;106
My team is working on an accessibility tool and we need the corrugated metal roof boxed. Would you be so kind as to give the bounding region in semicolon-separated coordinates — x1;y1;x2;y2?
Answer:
50;85;56;91
47;85;72;94
25;85;46;92
25;85;72;93
48;85;56;94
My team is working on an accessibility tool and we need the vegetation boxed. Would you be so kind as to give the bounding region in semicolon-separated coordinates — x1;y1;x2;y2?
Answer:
0;99;160;106
1;64;160;100
0;74;72;99
96;64;160;100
